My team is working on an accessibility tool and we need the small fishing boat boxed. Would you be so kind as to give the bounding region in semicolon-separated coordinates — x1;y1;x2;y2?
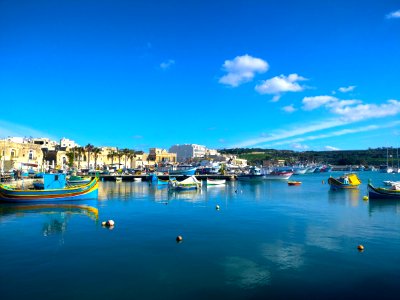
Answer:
0;174;99;203
206;178;226;186
169;176;201;191
328;173;361;190
288;181;302;186
169;166;197;176
158;177;176;185
133;177;142;182
368;182;400;199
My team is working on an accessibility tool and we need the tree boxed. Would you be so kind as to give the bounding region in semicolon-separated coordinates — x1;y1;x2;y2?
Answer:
85;144;94;169
92;147;102;170
116;148;124;171
76;147;84;169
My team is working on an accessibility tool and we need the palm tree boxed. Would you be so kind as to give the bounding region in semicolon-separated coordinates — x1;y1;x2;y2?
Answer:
85;144;94;170
77;147;84;169
116;148;124;171
107;150;116;169
122;148;131;170
92;147;102;170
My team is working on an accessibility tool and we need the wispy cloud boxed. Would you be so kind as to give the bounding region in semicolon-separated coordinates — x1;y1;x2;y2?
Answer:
325;146;340;151
338;85;356;93
219;54;269;87
255;73;307;101
386;10;400;19
302;95;337;110
0;120;56;139
292;143;309;150
282;104;296;113
160;59;175;70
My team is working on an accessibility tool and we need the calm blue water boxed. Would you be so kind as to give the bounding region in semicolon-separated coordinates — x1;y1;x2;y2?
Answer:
1;172;400;299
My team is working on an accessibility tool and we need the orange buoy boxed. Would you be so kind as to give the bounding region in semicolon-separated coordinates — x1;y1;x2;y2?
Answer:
357;245;364;251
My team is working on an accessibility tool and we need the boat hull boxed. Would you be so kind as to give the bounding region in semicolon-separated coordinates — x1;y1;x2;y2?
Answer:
206;179;226;186
169;168;197;176
0;178;99;203
328;174;361;190
237;175;264;182
368;184;400;199
264;172;293;180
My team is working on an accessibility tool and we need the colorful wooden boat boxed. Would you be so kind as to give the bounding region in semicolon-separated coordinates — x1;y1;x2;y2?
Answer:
328;173;361;190
368;183;400;199
169;176;201;191
67;175;92;186
288;181;302;186
0;174;99;203
158;177;176;185
169;166;197;176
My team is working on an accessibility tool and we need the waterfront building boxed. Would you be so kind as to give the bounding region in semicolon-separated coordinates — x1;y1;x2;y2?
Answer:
0;139;44;172
148;148;177;164
60;138;79;148
169;144;207;162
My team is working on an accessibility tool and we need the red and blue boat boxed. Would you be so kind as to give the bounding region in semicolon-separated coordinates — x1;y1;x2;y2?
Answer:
0;174;99;203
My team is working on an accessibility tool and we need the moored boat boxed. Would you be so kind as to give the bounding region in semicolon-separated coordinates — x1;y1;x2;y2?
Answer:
368;182;400;199
328;173;361;190
237;166;264;181
115;176;122;182
264;170;293;180
169;166;197;176
0;174;99;203
67;175;92;186
169;175;201;191
288;181;301;186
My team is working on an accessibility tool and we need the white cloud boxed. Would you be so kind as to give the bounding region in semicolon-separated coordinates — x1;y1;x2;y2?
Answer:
330;99;400;122
282;104;296;113
324;146;340;151
219;54;269;87
338;85;356;93
302;95;337;111
255;74;307;100
386;10;400;19
160;59;175;70
0;120;55;139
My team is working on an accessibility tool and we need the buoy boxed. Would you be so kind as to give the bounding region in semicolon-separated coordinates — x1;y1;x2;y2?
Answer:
176;235;183;242
357;245;364;251
106;220;115;227
101;221;107;226
322;180;325;184
216;205;220;210
363;196;369;201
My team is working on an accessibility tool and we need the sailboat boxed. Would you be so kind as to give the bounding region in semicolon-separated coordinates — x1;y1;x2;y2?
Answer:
379;148;394;173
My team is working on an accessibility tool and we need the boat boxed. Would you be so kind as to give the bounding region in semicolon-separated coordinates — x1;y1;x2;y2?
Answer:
158;177;176;185
169;175;201;191
0;173;99;203
264;170;293;180
368;182;400;199
293;167;307;175
115;176;122;182
169;166;197;176
67;175;92;186
206;178;226;186
327;173;361;190
237;166;264;181
288;181;302;186
133;177;142;182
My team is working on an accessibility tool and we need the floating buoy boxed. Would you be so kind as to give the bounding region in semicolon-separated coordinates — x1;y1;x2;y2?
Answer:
363;196;369;201
322;180;325;184
106;220;115;227
357;245;364;251
216;205;220;210
176;235;183;242
101;221;107;226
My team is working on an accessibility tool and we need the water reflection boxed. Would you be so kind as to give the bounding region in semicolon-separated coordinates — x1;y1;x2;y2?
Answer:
0;203;99;237
262;242;305;270
327;189;361;207
223;256;270;289
369;199;400;215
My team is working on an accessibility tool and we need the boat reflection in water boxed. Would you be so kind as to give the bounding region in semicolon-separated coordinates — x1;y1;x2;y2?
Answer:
0;203;98;236
369;199;400;215
327;188;361;207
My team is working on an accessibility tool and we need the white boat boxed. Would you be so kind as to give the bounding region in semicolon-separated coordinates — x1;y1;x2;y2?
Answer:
133;177;142;182
169;175;202;191
293;167;307;175
263;170;293;180
115;176;122;182
206;178;226;186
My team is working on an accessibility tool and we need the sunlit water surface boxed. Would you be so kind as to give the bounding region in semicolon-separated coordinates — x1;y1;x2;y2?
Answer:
1;172;400;299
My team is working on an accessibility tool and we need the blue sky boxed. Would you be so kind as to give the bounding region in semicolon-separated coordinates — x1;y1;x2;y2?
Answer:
1;0;400;151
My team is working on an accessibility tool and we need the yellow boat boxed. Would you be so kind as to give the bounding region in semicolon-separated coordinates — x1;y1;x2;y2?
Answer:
328;173;361;190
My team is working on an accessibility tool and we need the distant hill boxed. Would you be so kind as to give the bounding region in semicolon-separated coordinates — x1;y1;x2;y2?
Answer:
219;147;399;166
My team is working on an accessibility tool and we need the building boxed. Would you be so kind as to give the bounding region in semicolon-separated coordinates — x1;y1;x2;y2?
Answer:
169;144;207;162
1;139;44;172
60;138;79;149
148;148;177;164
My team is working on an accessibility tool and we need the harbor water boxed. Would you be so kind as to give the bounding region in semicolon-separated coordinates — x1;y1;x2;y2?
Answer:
1;172;400;299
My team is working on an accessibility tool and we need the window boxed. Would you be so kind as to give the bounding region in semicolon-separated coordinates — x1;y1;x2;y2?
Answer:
29;150;33;160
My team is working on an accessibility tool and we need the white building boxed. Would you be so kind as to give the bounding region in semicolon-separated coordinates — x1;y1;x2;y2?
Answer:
169;144;207;162
60;138;79;149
